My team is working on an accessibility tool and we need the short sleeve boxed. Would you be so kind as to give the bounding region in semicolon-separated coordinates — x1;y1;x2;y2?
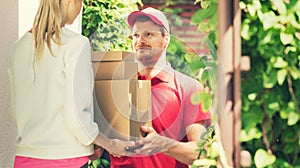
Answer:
179;74;211;129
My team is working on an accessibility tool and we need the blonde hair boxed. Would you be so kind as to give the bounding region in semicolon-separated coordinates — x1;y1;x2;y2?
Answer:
32;0;63;60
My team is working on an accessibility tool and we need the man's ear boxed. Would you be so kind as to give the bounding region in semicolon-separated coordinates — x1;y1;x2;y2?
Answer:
163;35;169;49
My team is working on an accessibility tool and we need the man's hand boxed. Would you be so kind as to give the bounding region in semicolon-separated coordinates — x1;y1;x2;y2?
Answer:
133;125;177;155
89;145;104;161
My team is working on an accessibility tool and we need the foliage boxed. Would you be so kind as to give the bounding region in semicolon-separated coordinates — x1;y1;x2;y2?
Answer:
82;0;142;51
166;35;197;78
191;0;218;46
167;34;217;113
191;126;218;168
189;0;221;167
240;0;300;167
88;157;109;168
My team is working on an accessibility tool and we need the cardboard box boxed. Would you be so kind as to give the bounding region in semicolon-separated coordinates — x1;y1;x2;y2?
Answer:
91;51;135;62
92;61;138;80
130;80;152;138
94;80;152;140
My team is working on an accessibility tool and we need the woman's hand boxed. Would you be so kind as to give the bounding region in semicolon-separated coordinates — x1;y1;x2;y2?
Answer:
89;145;104;161
105;139;137;156
93;133;137;157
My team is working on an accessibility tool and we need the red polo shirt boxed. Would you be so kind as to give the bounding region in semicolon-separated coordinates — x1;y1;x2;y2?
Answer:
110;65;210;168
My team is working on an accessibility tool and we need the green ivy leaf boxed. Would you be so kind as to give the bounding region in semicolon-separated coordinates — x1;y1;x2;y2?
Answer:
267;101;280;116
191;8;213;24
261;31;273;45
247;4;257;17
184;53;195;63
295;32;300;40
280;109;290;119
201;94;212;112
206;39;218;60
192;158;217;166
290;66;300;79
280;32;294;45
242;107;264;131
209;142;219;158
241;22;251;40
189;59;206;71
277;68;287;85
288;13;300;29
284;46;297;54
201;149;207;157
191;92;212;112
92;159;100;167
239;1;247;9
272;0;287;15
276;159;294;168
200;69;209;83
198;22;212;32
263;69;277;88
101;158;110;166
191;92;202;105
201;1;210;9
259;11;278;30
247;93;257;101
197;139;207;147
272;57;288;68
240;128;262;142
254;149;276;168
279;101;299;122
287;112;299;126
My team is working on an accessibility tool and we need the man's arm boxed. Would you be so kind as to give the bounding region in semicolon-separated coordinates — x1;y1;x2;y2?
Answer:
163;122;207;165
135;121;207;165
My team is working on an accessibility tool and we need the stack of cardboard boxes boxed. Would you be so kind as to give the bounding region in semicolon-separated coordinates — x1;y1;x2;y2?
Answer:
92;51;152;141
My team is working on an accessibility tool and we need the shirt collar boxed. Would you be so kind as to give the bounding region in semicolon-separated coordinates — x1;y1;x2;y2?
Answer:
154;63;174;82
138;63;174;84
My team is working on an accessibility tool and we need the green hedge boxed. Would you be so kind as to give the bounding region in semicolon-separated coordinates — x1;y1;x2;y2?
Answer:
240;0;300;167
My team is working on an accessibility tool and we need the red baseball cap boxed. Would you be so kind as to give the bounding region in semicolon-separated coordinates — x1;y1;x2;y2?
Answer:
127;7;170;33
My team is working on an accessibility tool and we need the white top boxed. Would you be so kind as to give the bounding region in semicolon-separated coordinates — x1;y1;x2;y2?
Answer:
8;28;99;159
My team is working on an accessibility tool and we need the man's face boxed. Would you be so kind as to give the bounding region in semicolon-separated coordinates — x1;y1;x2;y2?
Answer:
132;21;168;67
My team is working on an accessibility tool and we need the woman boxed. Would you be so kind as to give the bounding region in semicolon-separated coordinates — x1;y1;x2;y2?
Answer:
9;0;134;167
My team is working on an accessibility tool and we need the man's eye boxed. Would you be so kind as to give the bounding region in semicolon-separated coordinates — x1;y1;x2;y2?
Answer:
133;34;139;37
146;32;153;36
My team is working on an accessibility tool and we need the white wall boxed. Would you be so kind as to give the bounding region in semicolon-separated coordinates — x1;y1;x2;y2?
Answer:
18;0;38;37
19;1;82;37
0;0;18;167
0;1;82;167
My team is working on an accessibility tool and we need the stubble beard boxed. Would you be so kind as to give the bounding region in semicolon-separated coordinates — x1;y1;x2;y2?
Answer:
136;50;156;67
136;48;163;68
